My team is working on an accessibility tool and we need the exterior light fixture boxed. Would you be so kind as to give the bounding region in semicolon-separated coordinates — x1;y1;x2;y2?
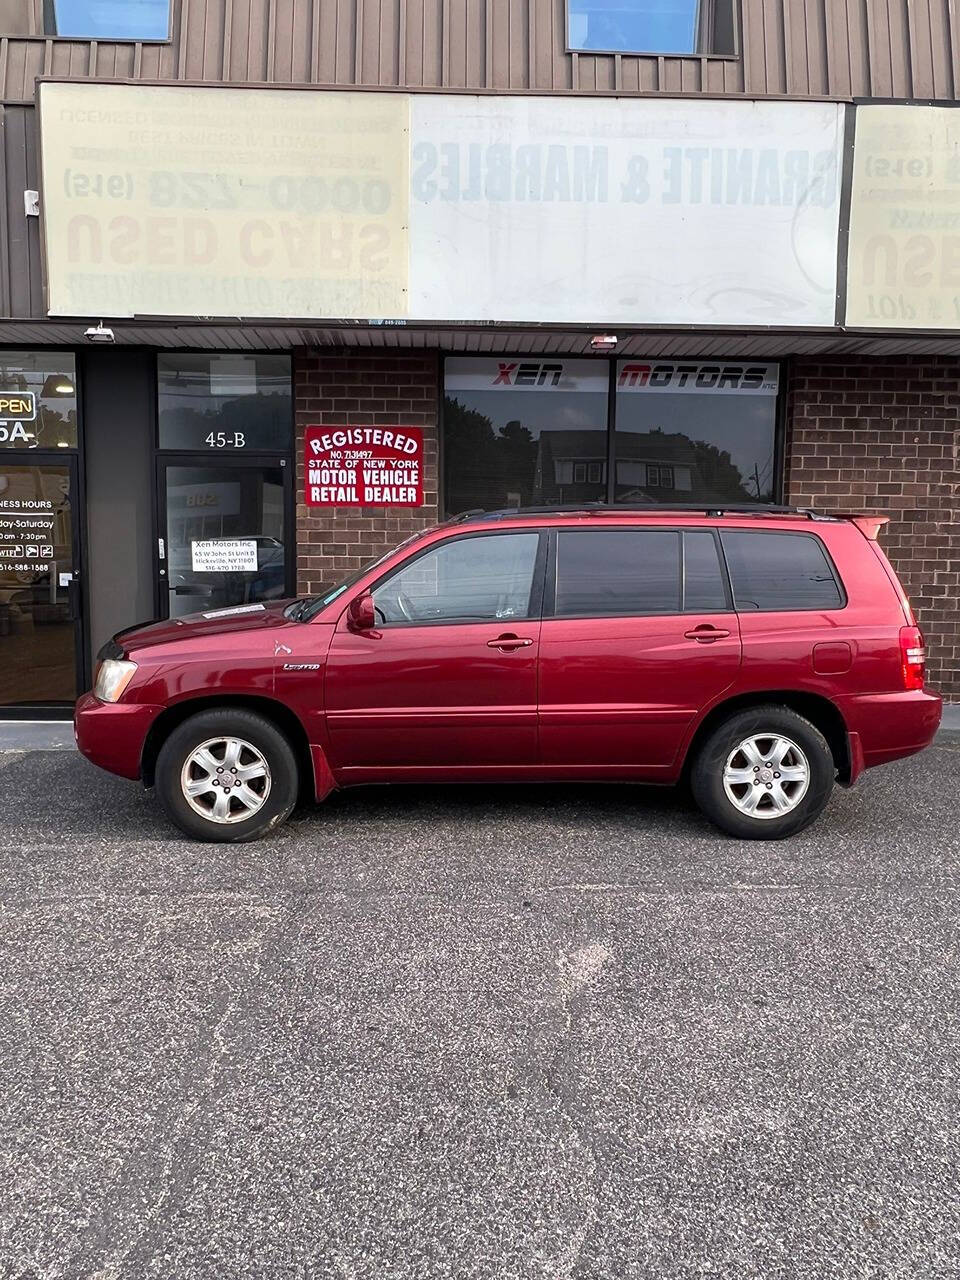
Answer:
590;334;618;350
84;322;115;344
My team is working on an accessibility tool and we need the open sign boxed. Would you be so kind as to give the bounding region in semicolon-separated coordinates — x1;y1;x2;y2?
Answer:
0;393;36;421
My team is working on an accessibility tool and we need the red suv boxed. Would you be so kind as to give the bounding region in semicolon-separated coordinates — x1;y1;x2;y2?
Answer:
75;506;942;842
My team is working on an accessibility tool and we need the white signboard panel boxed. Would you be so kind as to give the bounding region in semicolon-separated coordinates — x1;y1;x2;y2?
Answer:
409;96;843;326
38;83;844;328
190;539;258;573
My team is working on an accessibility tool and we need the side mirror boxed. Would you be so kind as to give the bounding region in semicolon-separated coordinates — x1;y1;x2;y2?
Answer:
347;592;376;631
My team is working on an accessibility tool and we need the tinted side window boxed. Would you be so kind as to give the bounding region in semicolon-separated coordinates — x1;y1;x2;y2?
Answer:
373;532;540;624
682;531;728;611
555;531;680;616
720;531;844;611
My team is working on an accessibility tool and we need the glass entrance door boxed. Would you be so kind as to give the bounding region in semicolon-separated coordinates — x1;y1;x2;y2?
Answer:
0;459;81;707
159;458;292;619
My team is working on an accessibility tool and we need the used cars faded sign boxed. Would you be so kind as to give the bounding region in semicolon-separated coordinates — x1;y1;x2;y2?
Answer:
846;104;960;328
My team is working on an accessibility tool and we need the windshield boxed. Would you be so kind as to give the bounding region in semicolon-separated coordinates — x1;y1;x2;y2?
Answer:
288;531;427;623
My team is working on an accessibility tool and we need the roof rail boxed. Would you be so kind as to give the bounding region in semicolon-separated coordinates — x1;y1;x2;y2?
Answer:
443;508;487;525
452;502;835;522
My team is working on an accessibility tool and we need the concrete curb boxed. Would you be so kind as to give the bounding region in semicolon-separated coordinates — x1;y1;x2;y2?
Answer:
0;721;75;750
1;702;958;752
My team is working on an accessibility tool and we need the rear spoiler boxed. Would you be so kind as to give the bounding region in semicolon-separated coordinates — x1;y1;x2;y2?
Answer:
845;515;890;542
808;511;891;541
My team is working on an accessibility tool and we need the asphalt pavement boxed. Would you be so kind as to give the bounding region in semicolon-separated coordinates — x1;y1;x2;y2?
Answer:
1;736;958;1279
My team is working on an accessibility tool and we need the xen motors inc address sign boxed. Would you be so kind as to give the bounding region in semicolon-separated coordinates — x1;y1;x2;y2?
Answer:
304;426;423;508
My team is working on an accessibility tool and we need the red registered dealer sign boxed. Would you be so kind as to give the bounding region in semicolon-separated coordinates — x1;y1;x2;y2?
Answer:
304;425;423;508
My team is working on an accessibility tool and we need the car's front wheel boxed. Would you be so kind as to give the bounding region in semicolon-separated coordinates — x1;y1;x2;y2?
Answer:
155;708;299;842
690;705;836;839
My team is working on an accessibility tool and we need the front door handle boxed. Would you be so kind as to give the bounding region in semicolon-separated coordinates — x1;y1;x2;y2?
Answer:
684;625;731;642
487;634;534;651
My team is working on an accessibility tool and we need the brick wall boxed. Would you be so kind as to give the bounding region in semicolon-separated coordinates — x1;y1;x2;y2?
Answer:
294;350;439;595
786;356;960;700
293;349;958;701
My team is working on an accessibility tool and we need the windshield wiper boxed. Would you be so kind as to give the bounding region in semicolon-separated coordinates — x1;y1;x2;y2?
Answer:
286;598;315;622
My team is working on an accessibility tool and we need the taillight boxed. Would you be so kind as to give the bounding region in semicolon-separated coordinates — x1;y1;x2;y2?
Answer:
900;625;926;690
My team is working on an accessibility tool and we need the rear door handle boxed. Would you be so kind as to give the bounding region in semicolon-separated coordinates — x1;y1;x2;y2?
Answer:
487;634;534;651
684;626;731;642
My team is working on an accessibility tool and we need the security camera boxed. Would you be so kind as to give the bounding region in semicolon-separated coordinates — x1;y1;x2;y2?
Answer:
84;322;115;344
590;334;618;350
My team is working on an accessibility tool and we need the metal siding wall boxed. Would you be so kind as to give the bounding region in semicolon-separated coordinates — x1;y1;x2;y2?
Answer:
13;0;960;100
0;105;43;318
3;0;960;336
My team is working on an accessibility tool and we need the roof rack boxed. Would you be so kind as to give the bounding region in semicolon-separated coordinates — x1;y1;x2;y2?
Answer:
443;507;488;525
452;502;838;522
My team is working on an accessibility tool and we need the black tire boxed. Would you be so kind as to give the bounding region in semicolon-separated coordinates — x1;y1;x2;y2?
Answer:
155;708;299;843
690;705;835;840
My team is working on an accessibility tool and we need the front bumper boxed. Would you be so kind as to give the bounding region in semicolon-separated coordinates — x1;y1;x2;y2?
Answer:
838;689;943;775
74;692;164;781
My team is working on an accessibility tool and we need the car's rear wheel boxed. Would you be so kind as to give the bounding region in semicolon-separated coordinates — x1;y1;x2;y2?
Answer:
155;708;298;842
690;705;835;839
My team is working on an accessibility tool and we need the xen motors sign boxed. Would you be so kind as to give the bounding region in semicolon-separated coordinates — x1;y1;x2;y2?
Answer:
445;357;608;394
617;362;779;394
492;362;564;387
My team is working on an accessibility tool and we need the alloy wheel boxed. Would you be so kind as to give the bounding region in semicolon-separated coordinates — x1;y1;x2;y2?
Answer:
722;733;810;820
180;736;272;824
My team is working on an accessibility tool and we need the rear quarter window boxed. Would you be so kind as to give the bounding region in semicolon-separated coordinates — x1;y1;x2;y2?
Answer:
720;530;845;611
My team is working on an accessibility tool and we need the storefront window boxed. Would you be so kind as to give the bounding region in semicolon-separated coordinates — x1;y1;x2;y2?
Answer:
0;351;77;451
443;356;780;514
443;358;608;515
158;354;292;452
614;361;778;504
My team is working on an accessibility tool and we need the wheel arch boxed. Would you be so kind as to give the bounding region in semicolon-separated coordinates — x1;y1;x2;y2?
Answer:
140;694;316;801
682;690;852;782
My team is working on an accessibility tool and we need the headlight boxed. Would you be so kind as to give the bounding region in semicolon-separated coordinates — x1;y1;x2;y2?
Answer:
94;658;138;703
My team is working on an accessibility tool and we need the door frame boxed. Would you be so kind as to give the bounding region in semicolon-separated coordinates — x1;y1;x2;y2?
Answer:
0;450;87;716
153;452;296;619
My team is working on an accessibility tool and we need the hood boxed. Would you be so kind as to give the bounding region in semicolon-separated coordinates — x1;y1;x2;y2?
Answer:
110;599;297;655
